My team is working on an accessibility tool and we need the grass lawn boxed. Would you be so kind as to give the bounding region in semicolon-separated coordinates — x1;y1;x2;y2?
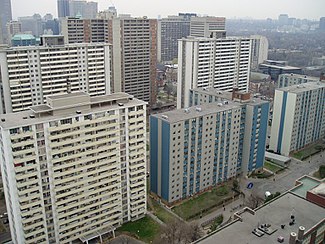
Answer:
117;216;161;243
264;161;284;174
313;170;321;179
292;143;325;160
250;170;273;179
172;183;233;221
150;198;177;223
0;222;6;233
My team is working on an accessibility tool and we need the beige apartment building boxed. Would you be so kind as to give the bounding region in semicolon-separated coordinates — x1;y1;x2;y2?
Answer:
0;43;111;114
0;92;147;243
61;16;158;105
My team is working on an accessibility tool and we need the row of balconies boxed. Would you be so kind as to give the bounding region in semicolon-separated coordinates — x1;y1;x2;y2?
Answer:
54;165;120;190
59;212;121;244
55;175;120;202
52;150;119;171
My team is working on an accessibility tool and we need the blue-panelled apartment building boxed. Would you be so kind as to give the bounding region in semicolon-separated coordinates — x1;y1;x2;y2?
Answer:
150;88;269;204
270;82;325;156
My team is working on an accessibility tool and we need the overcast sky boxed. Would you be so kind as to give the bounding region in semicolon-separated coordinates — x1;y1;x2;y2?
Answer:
11;0;325;20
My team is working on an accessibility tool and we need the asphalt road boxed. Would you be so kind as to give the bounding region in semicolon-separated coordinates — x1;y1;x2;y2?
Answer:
195;150;325;228
241;150;325;199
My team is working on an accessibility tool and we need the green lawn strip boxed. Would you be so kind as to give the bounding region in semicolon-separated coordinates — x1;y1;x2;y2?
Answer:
0;222;6;233
264;161;283;173
117;216;160;243
292;143;324;160
172;184;233;220
313;171;321;179
151;199;177;223
250;170;273;179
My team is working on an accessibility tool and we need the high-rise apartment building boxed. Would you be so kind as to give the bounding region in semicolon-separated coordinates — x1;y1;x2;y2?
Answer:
277;73;320;88
61;16;157;105
57;0;70;18
0;0;12;44
110;17;158;104
278;14;289;26
177;37;252;108
61;17;109;43
150;101;243;203
0;43;111;113
158;14;196;62
7;20;22;40
269;82;325;156
6;20;22;43
0;92;147;243
189;88;269;175
190;16;226;38
151;87;269;204
250;35;269;71
320;17;325;31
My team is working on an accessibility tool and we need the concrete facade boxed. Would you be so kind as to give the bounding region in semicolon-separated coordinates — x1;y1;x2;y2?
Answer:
250;35;269;70
0;92;147;243
150;87;269;204
177;37;252;108
269;82;325;156
189;88;269;175
150;102;243;203
277;73;320;88
190;16;226;38
61;16;157;105
0;43;111;113
158;15;191;62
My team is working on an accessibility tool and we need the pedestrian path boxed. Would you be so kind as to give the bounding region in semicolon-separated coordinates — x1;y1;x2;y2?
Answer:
192;196;245;227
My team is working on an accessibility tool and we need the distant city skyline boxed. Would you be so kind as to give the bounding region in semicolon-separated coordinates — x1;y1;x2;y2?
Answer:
10;0;325;20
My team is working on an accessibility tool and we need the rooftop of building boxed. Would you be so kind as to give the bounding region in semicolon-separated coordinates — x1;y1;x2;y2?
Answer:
279;73;320;81
259;63;302;70
264;151;291;163
277;81;325;93
190;16;226;20
41;34;64;38
196;192;325;244
192;87;232;100
251;72;271;81
291;175;323;198
151;100;241;123
0;92;146;129
310;183;325;197
191;87;269;106
180;36;251;42
11;34;36;40
0;42;110;52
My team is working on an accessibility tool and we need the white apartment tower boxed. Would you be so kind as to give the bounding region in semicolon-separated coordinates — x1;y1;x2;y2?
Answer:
277;73;321;88
190;16;226;38
177;37;252;108
250;35;268;70
269;82;325;156
0;43;111;114
0;92;147;243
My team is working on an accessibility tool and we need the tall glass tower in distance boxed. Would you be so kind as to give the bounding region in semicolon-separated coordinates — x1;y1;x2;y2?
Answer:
0;0;12;43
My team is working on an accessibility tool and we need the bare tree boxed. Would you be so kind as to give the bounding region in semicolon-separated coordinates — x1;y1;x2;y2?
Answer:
245;194;263;209
154;220;203;244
